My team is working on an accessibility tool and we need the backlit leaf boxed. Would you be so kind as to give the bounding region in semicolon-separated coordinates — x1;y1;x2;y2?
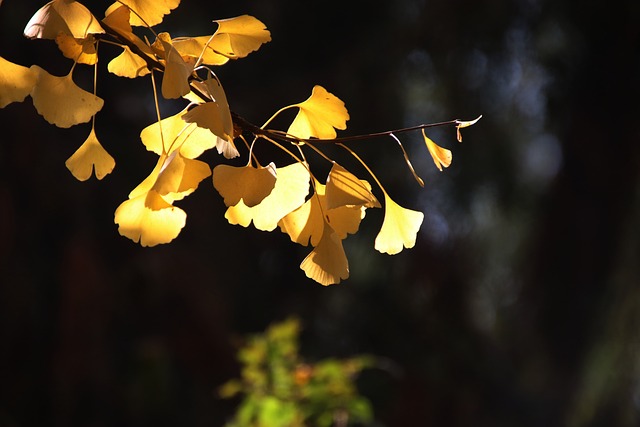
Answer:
65;127;115;180
325;163;380;209
117;0;180;27
159;35;193;99
153;152;211;201
103;4;154;56
374;194;424;255
421;129;452;171
224;162;310;231
287;85;349;140
55;33;97;65
172;35;229;66
0;56;37;108
140;108;217;158
213;163;277;207
279;178;366;247
210;15;271;59
24;0;104;40
114;190;186;247
108;46;150;78
30;65;104;128
300;222;349;286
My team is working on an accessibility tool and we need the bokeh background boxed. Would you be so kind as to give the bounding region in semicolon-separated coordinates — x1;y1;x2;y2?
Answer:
1;0;639;426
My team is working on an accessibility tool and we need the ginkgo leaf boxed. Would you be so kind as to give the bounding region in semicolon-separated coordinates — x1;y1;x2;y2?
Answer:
140;108;218;158
153;152;211;201
55;33;98;65
182;74;237;157
213;163;277;207
325;163;380;209
210;15;271;59
172;35;229;66
117;0;180;27
158;35;193;99
300;222;349;286
224;162;310;231
103;4;154;56
65;127;115;180
30;65;104;128
0;56;37;108
287;85;349;140
114;190;187;247
455;115;482;142
421;129;452;171
24;0;104;40
108;46;150;78
374;193;424;255
279;178;366;247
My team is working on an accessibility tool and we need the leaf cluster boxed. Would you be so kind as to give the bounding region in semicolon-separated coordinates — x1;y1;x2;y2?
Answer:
219;318;375;427
0;0;480;285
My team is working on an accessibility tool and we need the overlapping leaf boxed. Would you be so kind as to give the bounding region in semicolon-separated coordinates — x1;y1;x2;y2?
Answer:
108;45;150;78
224;162;310;231
30;65;103;128
55;33;98;65
300;222;349;286
210;15;271;59
117;0;180;27
0;57;37;108
213;163;277;207
287;85;349;140
140;108;218;158
325;163;380;209
24;0;104;40
65;126;115;180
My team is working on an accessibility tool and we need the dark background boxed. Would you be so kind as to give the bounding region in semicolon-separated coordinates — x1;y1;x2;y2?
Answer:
1;0;640;426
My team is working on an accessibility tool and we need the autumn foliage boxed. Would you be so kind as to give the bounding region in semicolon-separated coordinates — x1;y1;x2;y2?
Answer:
0;0;479;285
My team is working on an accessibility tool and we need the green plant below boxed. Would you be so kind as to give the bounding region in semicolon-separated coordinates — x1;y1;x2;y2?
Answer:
220;318;375;427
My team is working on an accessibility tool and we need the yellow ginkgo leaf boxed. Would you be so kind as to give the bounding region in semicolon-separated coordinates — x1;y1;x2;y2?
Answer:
108;46;150;78
65;127;115;180
325;163;380;209
153;152;211;201
279;178;366;247
55;33;98;65
182;103;228;143
117;0;180;27
300;222;349;286
103;4;154;56
0;56;37;108
421;129;452;171
374;194;424;255
30;65;104;128
287;85;349;140
455;115;482;142
172;35;229;66
24;0;104;40
159;36;193;99
209;15;271;59
140;108;217;158
213;163;277;207
114;190;187;247
224;162;310;231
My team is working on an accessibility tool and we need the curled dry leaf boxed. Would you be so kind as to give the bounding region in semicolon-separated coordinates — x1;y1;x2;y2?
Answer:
422;129;452;171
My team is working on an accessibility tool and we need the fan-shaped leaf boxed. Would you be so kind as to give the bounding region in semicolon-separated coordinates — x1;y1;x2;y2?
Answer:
55;33;97;65
287;85;349;140
213;163;277;207
300;222;349;286
24;0;104;40
65;127;115;180
0;56;37;108
108;46;150;78
117;0;180;27
374;194;424;255
30;65;103;128
325;163;380;209
210;15;271;59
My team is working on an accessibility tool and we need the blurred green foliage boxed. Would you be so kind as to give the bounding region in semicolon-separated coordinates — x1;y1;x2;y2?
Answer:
220;318;374;427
